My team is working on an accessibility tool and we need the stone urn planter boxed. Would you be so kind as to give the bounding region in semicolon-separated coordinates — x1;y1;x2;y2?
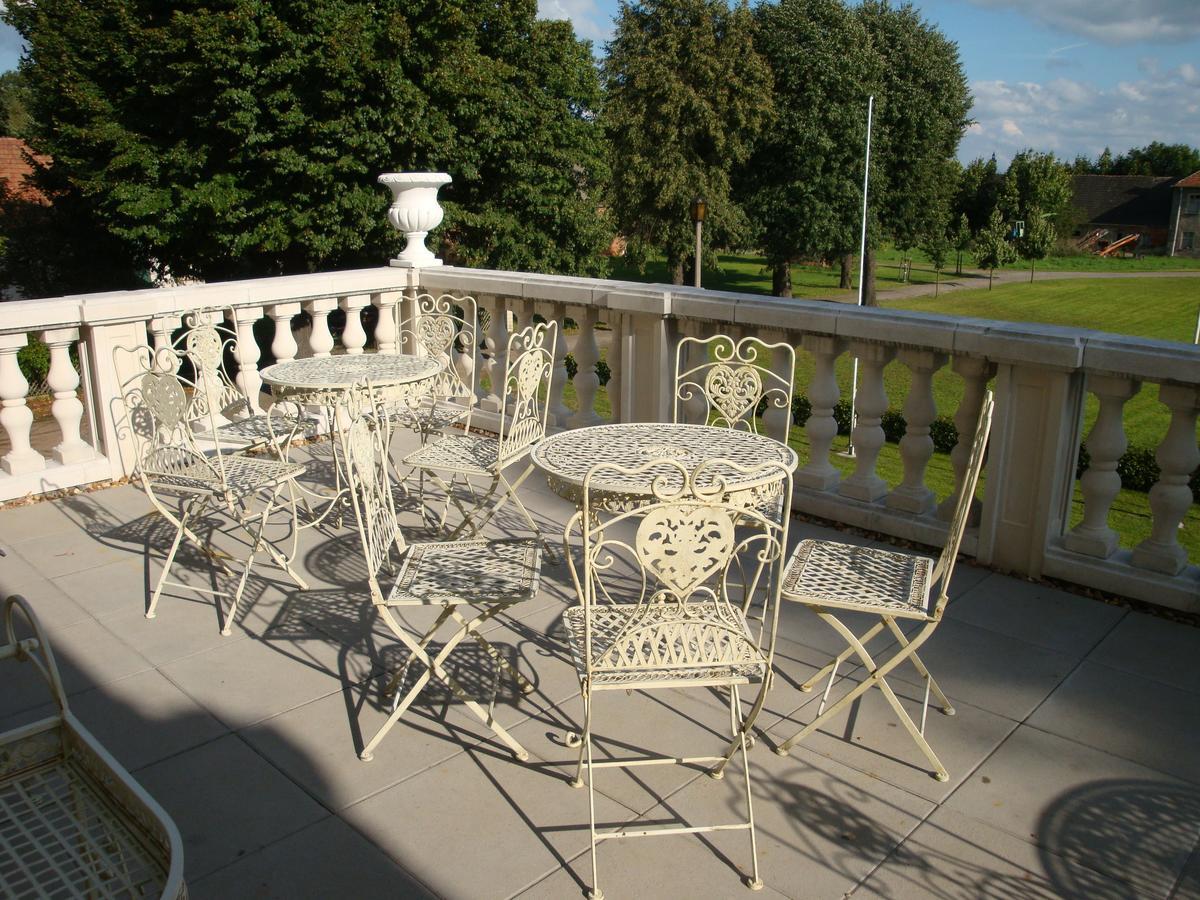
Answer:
378;172;452;267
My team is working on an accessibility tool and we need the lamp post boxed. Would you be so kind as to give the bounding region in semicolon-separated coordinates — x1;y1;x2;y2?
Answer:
690;198;706;289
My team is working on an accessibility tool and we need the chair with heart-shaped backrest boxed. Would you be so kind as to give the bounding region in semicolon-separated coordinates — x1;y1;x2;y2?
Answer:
117;342;309;634
561;455;793;898
673;334;796;445
394;293;478;443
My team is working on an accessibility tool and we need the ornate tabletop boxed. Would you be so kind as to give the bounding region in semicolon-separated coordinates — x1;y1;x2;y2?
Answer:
260;354;441;392
531;422;797;507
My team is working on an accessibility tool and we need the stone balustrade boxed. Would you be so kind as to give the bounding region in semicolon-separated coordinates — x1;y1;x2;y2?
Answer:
0;263;1195;611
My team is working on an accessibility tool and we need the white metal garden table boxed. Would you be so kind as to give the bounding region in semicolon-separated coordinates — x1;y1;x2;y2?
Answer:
260;354;442;524
531;422;798;512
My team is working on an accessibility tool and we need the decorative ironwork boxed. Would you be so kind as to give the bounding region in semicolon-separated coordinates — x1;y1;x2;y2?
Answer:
771;392;996;782
395;293;478;441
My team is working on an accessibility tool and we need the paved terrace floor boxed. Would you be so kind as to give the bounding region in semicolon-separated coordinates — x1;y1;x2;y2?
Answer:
1;430;1198;900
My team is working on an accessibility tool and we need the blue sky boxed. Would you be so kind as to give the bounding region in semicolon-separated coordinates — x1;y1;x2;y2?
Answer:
2;1;1197;169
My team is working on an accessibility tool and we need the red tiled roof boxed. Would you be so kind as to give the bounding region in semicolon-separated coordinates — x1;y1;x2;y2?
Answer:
1176;170;1200;188
0;137;50;204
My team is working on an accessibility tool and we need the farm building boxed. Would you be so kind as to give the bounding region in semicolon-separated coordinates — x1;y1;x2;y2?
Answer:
1071;171;1200;257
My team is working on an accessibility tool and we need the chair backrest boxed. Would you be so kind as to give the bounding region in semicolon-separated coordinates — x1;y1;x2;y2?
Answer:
496;321;558;464
673;334;796;445
930;390;995;612
398;293;478;417
117;344;227;491
565;457;792;683
339;385;405;604
170;308;251;428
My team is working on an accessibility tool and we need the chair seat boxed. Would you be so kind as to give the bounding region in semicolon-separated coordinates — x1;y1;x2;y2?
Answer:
562;604;768;687
781;539;933;620
402;433;499;476
195;412;322;446
391;398;471;434
387;538;541;606
150;455;305;497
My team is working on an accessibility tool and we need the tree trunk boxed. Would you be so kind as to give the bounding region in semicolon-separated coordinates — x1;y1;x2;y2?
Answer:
862;245;877;306
988;267;994;290
773;260;792;297
669;254;684;286
955;251;962;276
839;253;853;290
934;268;940;297
1030;260;1035;283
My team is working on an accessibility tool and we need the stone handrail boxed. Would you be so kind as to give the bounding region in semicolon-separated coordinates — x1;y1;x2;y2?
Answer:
0;262;1195;611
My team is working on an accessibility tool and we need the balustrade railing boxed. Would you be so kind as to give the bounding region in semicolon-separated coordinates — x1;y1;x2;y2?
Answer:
0;263;1195;611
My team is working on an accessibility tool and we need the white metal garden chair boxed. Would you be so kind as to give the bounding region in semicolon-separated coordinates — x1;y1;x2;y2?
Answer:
394;293;478;443
769;391;995;781
562;456;792;897
169;308;320;454
119;345;309;634
399;321;558;551
673;333;796;444
340;386;542;762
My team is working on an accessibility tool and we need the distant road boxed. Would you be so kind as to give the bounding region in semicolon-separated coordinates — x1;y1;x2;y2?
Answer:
818;267;1200;304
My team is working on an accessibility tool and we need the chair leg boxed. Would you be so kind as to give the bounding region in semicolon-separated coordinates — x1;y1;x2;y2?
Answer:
883;617;954;715
583;687;603;900
146;496;199;619
568;686;592;789
773;614;949;780
799;619;888;692
732;685;764;891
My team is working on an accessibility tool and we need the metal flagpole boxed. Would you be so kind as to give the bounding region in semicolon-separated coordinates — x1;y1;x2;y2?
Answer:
847;95;874;458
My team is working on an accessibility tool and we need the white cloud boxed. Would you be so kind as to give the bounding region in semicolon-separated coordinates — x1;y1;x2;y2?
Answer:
966;0;1200;45
537;0;612;46
960;64;1200;165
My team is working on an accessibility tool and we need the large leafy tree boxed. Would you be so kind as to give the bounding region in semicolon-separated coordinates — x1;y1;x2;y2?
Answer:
603;0;771;285
1002;149;1071;274
2;0;609;292
855;0;971;304
738;0;877;297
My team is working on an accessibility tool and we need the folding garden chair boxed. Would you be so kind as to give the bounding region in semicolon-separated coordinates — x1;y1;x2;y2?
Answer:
120;345;309;634
673;333;796;444
562;456;792;897
769;391;995;780
169;308;319;455
340;386;542;762
394;293;478;443
400;321;558;552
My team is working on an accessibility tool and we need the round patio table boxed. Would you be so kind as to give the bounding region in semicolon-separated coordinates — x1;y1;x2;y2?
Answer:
260;353;442;525
531;422;797;512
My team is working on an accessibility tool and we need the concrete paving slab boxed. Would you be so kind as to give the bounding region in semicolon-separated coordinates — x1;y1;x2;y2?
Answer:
1173;842;1200;900
1090;611;1200;696
190;815;435;900
99;597;257;667
767;675;1018;804
67;668;229;772
53;556;154;620
0;496;80;544
137;733;329;881
1027;661;1200;784
343;742;635;900
855;806;1138;899
946;573;1125;657
8;520;135;577
944;726;1200;897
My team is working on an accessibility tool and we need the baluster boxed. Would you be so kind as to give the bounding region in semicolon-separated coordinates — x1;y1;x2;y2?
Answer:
0;334;44;475
513;299;535;332
42;327;94;464
305;298;337;358
796;335;845;491
606;313;624;423
232;306;264;413
373;291;400;354
569;304;602;428
937;357;996;522
149;315;181;371
546;301;571;426
268;303;300;364
839;342;895;502
475;296;493;407
1130;383;1200;575
887;349;947;515
1064;375;1140;557
761;329;794;443
484;296;509;412
340;294;369;355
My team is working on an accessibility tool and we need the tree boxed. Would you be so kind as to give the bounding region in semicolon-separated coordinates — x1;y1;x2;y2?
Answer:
3;0;610;292
737;0;877;297
974;206;1016;289
952;212;971;276
955;156;1002;234
854;1;971;305
1017;206;1055;282
1003;149;1072;233
1113;142;1200;178
603;0;771;285
919;224;950;297
0;71;31;137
